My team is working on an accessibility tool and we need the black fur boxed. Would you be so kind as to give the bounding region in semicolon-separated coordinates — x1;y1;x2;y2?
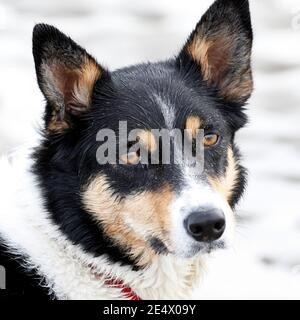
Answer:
148;237;169;255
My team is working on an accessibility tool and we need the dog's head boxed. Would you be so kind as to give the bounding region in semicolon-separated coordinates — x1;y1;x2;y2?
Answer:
32;0;252;267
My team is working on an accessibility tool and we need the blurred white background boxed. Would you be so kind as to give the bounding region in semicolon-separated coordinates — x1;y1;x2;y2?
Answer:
0;0;300;299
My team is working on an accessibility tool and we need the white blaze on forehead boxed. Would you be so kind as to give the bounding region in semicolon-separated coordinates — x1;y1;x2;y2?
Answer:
154;94;175;129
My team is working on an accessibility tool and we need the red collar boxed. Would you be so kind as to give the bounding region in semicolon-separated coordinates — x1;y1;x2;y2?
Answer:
104;278;141;300
90;265;141;300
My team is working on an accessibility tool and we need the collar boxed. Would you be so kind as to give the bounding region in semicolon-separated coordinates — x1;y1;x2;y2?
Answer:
89;263;141;300
104;278;141;300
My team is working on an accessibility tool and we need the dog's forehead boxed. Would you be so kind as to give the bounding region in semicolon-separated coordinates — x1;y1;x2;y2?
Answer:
93;62;223;130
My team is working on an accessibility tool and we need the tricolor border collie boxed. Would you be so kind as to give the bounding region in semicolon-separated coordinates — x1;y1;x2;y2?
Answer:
0;0;252;300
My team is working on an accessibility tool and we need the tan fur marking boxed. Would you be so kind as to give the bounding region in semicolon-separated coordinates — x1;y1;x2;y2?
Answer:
43;56;101;132
222;65;253;101
120;152;140;165
185;116;202;139
187;36;212;83
208;147;238;202
82;176;174;267
186;28;252;101
48;117;69;131
75;57;101;106
137;130;157;153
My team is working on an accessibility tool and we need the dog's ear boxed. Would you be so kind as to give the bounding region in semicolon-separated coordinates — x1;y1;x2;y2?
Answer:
33;24;104;132
178;0;253;104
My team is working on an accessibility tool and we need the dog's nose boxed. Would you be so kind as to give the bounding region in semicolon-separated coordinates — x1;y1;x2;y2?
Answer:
184;208;225;242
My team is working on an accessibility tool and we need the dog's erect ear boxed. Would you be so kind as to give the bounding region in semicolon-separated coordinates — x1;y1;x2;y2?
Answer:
33;24;103;132
179;0;253;104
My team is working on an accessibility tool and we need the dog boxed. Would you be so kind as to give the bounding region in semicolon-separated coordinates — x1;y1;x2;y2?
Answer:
0;0;253;300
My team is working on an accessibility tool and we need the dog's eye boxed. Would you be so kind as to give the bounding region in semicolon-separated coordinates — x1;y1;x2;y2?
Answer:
203;134;219;147
120;152;140;165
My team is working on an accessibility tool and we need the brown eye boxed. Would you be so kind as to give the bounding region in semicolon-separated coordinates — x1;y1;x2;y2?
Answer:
203;134;219;147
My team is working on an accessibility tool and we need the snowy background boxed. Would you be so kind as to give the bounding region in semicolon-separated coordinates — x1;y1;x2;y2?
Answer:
0;0;299;299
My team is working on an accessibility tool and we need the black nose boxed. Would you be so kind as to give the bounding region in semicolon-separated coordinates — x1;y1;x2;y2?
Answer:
184;208;225;242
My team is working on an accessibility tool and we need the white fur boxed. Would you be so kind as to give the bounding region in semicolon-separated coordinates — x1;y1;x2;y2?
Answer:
155;94;175;129
0;142;206;300
170;175;235;258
